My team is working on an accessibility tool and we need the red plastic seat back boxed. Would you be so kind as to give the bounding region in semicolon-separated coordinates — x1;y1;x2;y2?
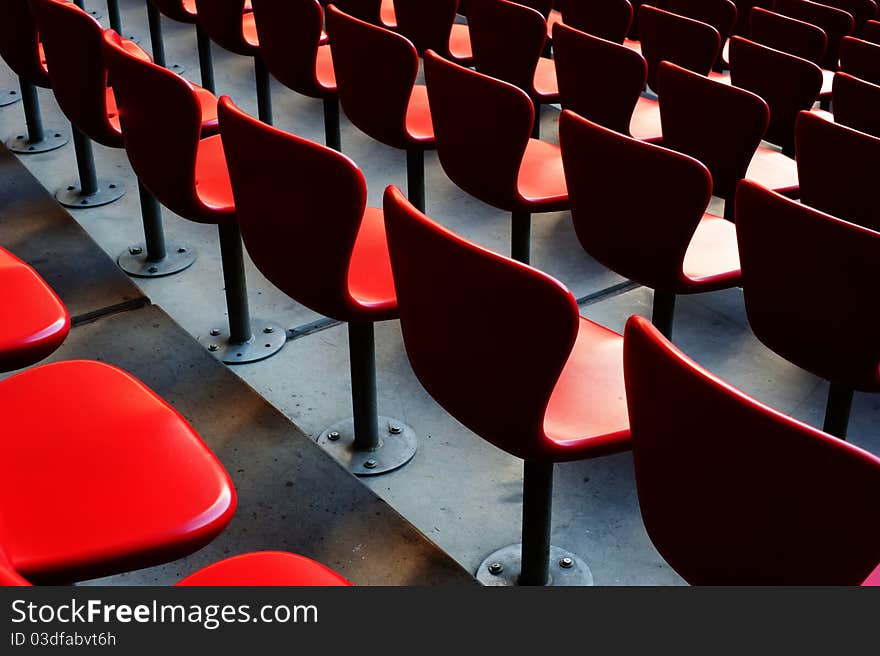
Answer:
217;97;368;322
326;5;419;149
817;0;878;34
736;179;880;392
512;0;553;17
393;0;459;56
638;5;721;91
424;50;532;211
663;0;738;46
150;0;198;24
0;527;30;586
553;22;646;135
251;0;327;96
832;70;880;136
728;36;822;154
731;0;774;36
657;61;768;201
796;110;880;234
28;0;119;147
561;0;633;43
865;17;880;39
466;0;547;95
0;0;50;86
559;110;712;292
332;0;386;24
839;34;880;81
624;313;880;585
749;7;828;63
101;30;210;223
774;0;854;68
383;185;580;461
193;0;253;55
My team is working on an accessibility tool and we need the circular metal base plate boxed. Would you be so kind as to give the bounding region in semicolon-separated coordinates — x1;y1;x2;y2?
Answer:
56;179;125;208
476;544;594;586
168;63;187;75
117;241;197;278
0;88;21;107
317;417;418;476
7;129;68;154
204;319;286;364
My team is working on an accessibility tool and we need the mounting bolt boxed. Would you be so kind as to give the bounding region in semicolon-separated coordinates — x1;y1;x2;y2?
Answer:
147;266;158;273
263;326;275;334
328;431;340;442
388;424;402;435
208;344;219;352
129;246;143;255
559;557;574;569
488;562;504;575
177;247;187;253
363;459;377;470
210;328;221;336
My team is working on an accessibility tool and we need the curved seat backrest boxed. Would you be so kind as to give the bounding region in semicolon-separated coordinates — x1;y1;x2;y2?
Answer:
218;97;369;322
657;61;768;201
832;70;880;136
749;7;828;63
383;185;580;462
731;0;774;36
29;0;118;146
624;313;880;585
466;0;547;95
562;0;633;43
559;109;712;292
553;23;646;136
0;0;50;86
638;4;721;91
818;0;878;35
423;50;533;211
774;0;854;68
326;4;418;149
839;34;880;82
193;0;252;55
393;0;459;56
735;178;880;392
728;35;822;154
664;0;738;44
251;0;326;96
101;30;209;223
332;0;386;24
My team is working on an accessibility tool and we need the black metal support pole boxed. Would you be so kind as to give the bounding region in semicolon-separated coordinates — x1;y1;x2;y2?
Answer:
532;103;541;139
652;290;676;340
519;460;553;586
511;211;531;264
406;148;425;213
348;321;381;451
823;382;854;439
254;57;273;125
74;0;85;7
723;196;735;221
196;24;215;93
147;2;167;67
323;96;341;152
217;222;254;344
107;0;122;33
138;180;167;262
72;127;99;196
20;78;44;143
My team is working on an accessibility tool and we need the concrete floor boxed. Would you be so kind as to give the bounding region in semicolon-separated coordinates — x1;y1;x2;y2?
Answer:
2;0;878;586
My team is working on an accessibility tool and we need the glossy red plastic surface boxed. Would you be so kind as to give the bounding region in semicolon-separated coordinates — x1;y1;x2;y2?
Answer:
176;552;352;586
151;0;199;24
327;5;433;150
553;23;646;136
466;0;559;103
819;0;878;34
424;50;567;212
728;36;823;154
832;70;880;136
332;0;396;26
393;0;473;64
383;185;630;462
560;110;740;293
0;247;69;373
731;0;773;35
638;5;721;91
839;34;880;81
624;315;880;585
193;0;256;56
102;30;233;224
218;96;396;322
774;0;854;68
657;61;769;202
664;0;738;67
866;16;880;40
0;0;51;86
735;179;880;392
749;7;828;63
796;110;880;233
251;0;335;98
0;360;236;582
561;0;633;43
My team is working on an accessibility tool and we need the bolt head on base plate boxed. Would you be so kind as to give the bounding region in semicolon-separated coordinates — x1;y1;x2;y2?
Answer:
203;319;286;364
6;129;68;154
317;417;417;476
56;179;125;208
476;544;593;586
0;88;20;107
117;241;197;278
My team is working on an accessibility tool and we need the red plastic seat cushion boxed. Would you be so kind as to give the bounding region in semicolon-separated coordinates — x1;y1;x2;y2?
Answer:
347;207;397;318
195;134;236;213
405;85;435;143
517;138;568;209
176;551;351;586
682;213;742;289
449;22;473;61
533;56;560;100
